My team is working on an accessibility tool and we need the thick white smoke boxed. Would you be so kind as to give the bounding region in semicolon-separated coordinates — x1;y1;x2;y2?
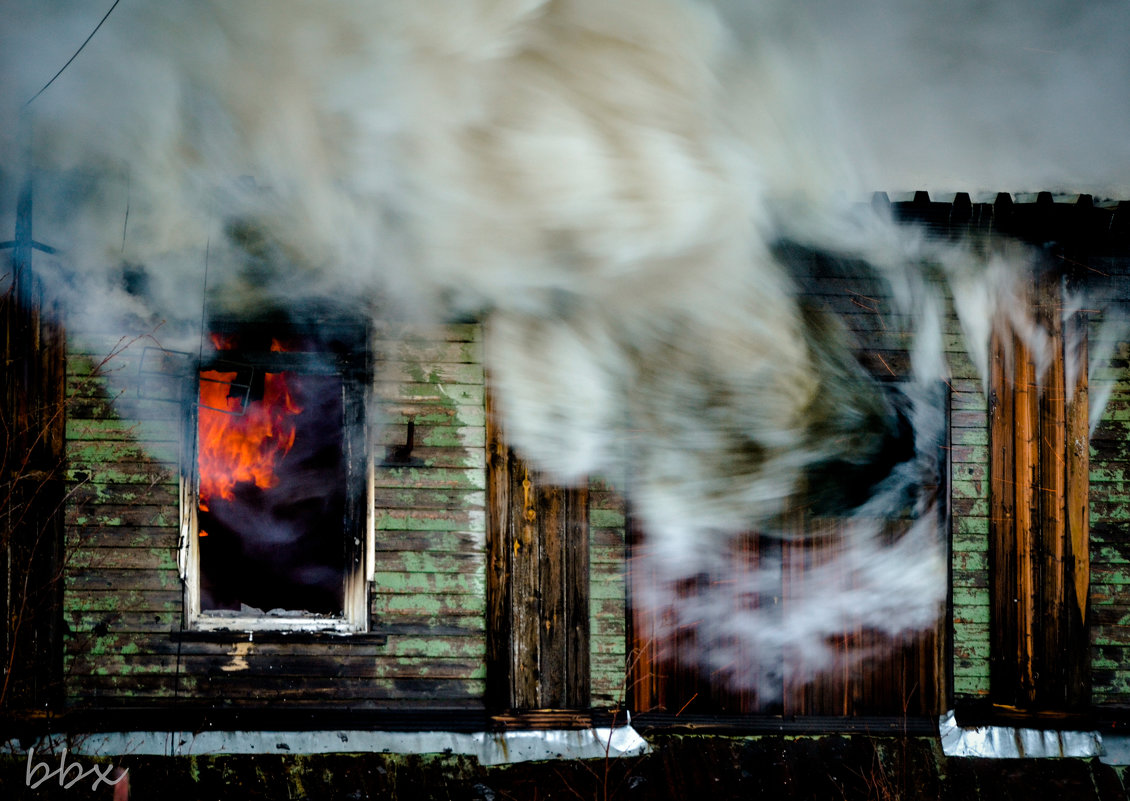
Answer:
2;0;1126;698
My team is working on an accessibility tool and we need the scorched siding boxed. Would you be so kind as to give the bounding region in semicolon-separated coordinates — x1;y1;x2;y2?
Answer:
61;322;491;710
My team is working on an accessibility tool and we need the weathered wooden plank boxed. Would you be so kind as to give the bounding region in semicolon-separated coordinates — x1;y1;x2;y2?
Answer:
374;509;485;532
1037;276;1069;705
66;525;179;549
372;466;486;490
371;322;482;343
65;417;179;442
949;445;989;464
376;362;484;386
951;497;989;517
374;424;485;449
372;529;485;554
952;551;988;573
66;463;178;484
68;547;178;571
66;634;395;659
373;381;484;405
1063;304;1091;706
68;395;182;421
371;593;483;617
1089;501;1130;522
66;654;487;681
65;569;181;592
376;446;488;471
64;590;183;612
65;504;177;527
373;339;484;365
371;551;483;574
68;482;179;506
485;387;510;710
369;572;483;595
1089;566;1130;585
372;616;486;635
954;516;989;535
567;484;590;709
952;605;990;624
69;674;484;701
371;487;486;511
988;323;1015;710
511;460;539;709
1012;327;1039;706
65;610;180;634
67;437;180;468
375;402;487;427
538;485;567;708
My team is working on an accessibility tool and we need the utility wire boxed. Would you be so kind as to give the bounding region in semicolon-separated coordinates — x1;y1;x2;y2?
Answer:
24;0;123;108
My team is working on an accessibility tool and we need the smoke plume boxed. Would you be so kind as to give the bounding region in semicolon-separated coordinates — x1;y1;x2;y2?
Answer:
3;0;1127;697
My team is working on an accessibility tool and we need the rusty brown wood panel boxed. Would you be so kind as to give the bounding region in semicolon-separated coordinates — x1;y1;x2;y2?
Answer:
988;327;1019;705
1065;308;1091;706
1013;328;1039;705
989;275;1091;712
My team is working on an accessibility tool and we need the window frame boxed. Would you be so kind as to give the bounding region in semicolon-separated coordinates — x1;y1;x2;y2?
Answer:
178;323;373;634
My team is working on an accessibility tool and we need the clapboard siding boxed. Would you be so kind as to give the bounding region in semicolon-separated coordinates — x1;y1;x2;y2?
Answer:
589;478;627;707
62;323;489;710
1090;338;1130;705
950;368;991;699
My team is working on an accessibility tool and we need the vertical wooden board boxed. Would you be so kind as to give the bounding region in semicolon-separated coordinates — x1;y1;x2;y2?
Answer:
1012;331;1039;705
484;387;511;709
988;328;1019;705
1037;277;1068;702
1065;311;1091;706
566;484;591;709
536;485;565;708
510;459;540;708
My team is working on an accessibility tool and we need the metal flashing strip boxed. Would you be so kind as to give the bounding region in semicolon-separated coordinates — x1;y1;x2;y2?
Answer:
939;710;1103;760
2;727;650;767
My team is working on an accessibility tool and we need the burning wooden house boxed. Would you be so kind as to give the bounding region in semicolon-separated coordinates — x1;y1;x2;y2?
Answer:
4;187;1130;766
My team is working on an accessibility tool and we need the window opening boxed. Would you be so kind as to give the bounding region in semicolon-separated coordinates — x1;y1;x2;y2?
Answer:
185;323;369;630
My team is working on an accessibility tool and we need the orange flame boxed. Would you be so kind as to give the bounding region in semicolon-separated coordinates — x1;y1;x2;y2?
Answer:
198;366;303;504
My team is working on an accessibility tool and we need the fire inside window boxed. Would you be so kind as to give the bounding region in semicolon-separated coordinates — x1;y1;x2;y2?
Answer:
188;324;369;628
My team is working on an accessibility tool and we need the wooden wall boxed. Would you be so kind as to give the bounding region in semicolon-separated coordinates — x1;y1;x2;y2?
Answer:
62;322;489;712
588;478;627;708
1088;256;1130;706
54;193;1130;722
